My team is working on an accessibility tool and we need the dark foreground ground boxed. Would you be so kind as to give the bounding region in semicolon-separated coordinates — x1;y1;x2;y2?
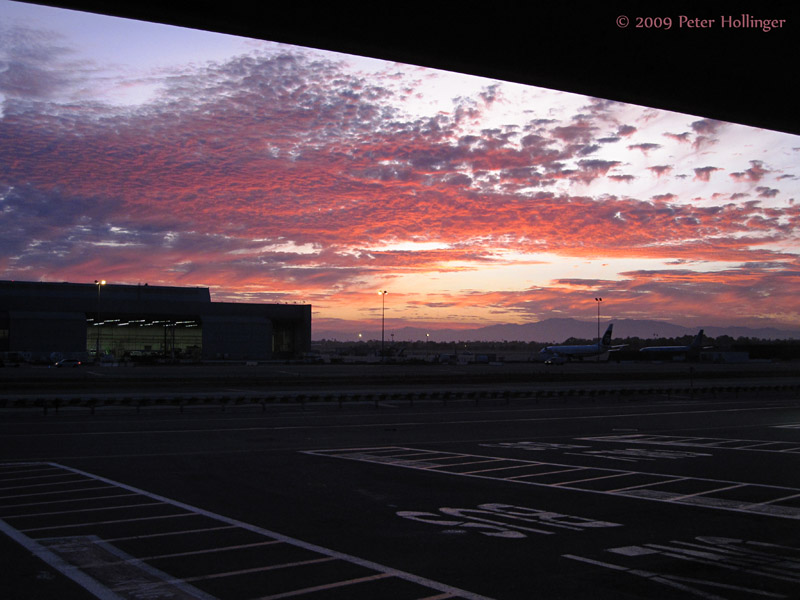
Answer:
1;363;800;599
1;360;798;410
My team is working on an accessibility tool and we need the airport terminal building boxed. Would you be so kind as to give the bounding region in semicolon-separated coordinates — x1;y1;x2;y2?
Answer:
0;281;311;363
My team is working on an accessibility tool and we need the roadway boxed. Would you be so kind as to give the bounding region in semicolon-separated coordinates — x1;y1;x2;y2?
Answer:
2;379;800;599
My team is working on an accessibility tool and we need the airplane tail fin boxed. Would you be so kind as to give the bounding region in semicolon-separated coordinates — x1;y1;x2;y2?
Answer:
601;323;613;347
690;329;704;349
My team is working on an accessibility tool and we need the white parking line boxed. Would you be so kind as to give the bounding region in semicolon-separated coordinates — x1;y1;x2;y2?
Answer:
749;492;800;508
0;485;117;500
460;463;544;475
0;478;93;491
1;501;165;519
551;472;634;487
139;540;283;562
101;525;238;543
506;467;587;480
0;472;85;483
252;573;395;600
607;478;689;493
306;447;800;520
0;462;495;600
20;511;199;532
176;557;337;583
579;434;800;455
669;484;746;502
1;492;139;509
565;535;800;599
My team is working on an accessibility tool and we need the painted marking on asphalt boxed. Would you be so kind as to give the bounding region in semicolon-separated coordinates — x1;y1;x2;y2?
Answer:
426;458;505;469
101;525;238;543
397;503;621;538
578;434;800;455
0;485;118;500
564;447;712;463
0;472;84;483
550;472;634;487
2;501;165;520
460;463;546;475
506;466;587;481
669;484;746;502
251;573;395;600
606;478;689;493
0;477;95;491
0;462;495;600
40;535;218;600
304;446;800;520
480;442;591;452
748;492;800;508
174;557;337;583
564;535;800;598
1;492;140;509
138;540;283;562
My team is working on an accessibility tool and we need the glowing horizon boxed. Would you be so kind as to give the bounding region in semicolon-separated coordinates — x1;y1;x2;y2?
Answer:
2;1;799;336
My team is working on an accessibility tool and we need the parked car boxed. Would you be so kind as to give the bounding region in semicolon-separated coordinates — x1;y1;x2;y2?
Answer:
544;356;567;365
54;359;83;368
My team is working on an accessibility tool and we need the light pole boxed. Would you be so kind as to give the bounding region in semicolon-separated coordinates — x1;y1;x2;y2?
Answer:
378;290;387;360
594;297;603;362
95;280;106;361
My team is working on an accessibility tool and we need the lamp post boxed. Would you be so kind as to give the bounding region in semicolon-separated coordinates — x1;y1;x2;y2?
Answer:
594;297;603;362
95;280;106;361
378;290;387;360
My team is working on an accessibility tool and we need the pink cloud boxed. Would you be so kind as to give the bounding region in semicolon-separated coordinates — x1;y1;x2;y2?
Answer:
649;165;673;178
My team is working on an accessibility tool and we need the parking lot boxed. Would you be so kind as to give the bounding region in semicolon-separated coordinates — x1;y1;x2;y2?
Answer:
2;372;800;599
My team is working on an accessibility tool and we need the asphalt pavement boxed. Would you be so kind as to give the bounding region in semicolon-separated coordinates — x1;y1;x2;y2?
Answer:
2;380;800;599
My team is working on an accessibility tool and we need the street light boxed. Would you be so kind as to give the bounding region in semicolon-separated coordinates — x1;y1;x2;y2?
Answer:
378;290;388;360
95;280;106;361
594;297;603;362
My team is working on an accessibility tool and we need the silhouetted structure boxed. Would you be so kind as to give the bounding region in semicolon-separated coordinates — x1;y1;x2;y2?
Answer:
0;281;310;362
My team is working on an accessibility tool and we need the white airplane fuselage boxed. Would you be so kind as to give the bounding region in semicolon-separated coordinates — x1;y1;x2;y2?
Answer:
640;330;704;354
541;324;615;361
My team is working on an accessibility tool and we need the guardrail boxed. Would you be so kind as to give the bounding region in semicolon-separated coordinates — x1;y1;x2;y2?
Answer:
1;382;798;415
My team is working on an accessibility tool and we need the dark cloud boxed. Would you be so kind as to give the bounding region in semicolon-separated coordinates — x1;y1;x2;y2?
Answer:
694;166;722;181
691;119;723;135
551;122;596;143
730;160;769;183
628;143;661;154
756;187;780;198
663;131;691;144
0;25;83;100
652;193;677;202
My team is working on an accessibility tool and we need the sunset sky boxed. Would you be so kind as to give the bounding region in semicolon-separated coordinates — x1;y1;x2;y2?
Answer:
2;1;799;337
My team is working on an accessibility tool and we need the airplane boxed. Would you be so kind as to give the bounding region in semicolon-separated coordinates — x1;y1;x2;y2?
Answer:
539;323;623;363
639;330;707;355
